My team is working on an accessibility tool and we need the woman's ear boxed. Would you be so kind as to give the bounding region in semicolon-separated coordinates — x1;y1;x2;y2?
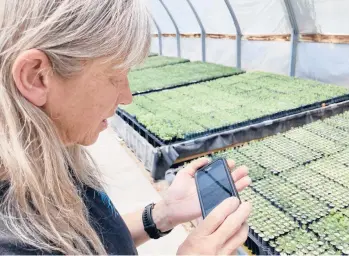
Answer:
12;49;52;107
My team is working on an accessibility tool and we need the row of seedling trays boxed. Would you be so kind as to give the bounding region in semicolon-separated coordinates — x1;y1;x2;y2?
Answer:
128;60;244;96
122;70;349;144
121;56;349;255
209;111;349;255
116;55;349;180
241;188;342;255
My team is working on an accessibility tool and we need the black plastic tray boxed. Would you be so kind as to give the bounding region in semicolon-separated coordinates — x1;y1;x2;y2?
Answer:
117;93;349;147
245;230;274;255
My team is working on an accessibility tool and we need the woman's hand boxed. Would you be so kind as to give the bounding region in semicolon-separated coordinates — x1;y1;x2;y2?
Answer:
177;197;251;255
155;158;251;231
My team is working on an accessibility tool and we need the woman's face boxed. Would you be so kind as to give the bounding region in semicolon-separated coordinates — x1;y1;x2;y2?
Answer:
44;59;132;146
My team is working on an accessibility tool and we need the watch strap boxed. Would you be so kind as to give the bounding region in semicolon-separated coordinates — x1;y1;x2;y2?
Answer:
142;203;172;239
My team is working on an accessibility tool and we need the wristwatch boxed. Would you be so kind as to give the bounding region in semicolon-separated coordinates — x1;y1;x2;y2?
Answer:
142;203;172;239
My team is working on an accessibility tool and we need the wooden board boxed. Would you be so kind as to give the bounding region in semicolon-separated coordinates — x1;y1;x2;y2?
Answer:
152;33;349;44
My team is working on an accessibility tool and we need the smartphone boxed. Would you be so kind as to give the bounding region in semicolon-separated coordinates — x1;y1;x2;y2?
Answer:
195;158;240;219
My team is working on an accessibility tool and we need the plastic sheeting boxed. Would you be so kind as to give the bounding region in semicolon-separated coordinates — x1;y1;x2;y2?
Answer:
151;37;290;75
112;101;349;180
241;41;290;75
177;0;238;35
150;0;290;35
150;0;349;87
291;0;349;34
297;43;349;87
229;0;290;35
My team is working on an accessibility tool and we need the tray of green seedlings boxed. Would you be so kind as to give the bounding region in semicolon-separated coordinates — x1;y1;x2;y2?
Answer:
323;111;349;132
257;72;349;100
121;72;349;145
252;176;330;224
212;148;270;181
128;61;243;94
303;119;349;146
279;166;349;210
309;208;349;254
330;147;349;167
148;52;158;57
262;134;322;164
241;188;298;243
121;95;205;141
284;127;345;156
308;157;349;189
236;141;298;174
121;79;272;141
273;228;340;255
341;110;349;118
132;56;190;71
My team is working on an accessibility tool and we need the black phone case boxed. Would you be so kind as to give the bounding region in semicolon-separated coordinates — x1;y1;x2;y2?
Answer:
195;158;240;219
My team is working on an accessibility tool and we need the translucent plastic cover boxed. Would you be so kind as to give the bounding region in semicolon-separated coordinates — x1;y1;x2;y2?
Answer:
149;0;349;87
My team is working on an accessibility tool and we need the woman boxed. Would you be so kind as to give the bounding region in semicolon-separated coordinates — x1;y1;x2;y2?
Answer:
0;0;252;255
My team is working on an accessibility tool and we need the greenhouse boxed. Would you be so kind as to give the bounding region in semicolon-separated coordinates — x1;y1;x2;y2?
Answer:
111;0;349;255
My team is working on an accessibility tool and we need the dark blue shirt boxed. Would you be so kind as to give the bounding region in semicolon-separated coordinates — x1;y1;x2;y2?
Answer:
0;185;138;255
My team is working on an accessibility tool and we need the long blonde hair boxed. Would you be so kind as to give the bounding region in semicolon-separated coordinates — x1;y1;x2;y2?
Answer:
0;0;151;254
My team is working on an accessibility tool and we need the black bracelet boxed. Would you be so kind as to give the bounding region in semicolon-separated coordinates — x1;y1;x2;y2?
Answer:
142;203;172;239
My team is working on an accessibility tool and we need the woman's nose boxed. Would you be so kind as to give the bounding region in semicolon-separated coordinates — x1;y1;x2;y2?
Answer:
120;79;133;105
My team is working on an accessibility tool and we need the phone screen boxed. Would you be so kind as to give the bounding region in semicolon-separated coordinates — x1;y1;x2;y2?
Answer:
196;159;236;217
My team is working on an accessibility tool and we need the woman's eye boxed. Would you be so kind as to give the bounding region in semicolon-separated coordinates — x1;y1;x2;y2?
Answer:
110;79;119;88
111;77;128;88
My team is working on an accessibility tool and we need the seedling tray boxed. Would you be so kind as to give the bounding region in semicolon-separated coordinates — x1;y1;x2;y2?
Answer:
308;156;349;189
273;228;340;255
309;209;349;254
262;134;322;164
304;120;349;145
284;127;345;156
241;188;298;241
148;53;158;57
129;61;244;95
279;166;349;210
164;112;349;255
236;142;298;174
113;100;349;179
323;111;349;131
123;72;349;142
132;56;190;71
117;96;349;148
252;176;330;225
245;231;272;255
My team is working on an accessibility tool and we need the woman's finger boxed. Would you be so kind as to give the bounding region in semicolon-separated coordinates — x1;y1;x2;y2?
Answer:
182;157;210;177
196;197;240;236
194;216;203;228
226;159;236;170
235;176;252;192
219;222;250;255
214;201;251;244
231;166;249;182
